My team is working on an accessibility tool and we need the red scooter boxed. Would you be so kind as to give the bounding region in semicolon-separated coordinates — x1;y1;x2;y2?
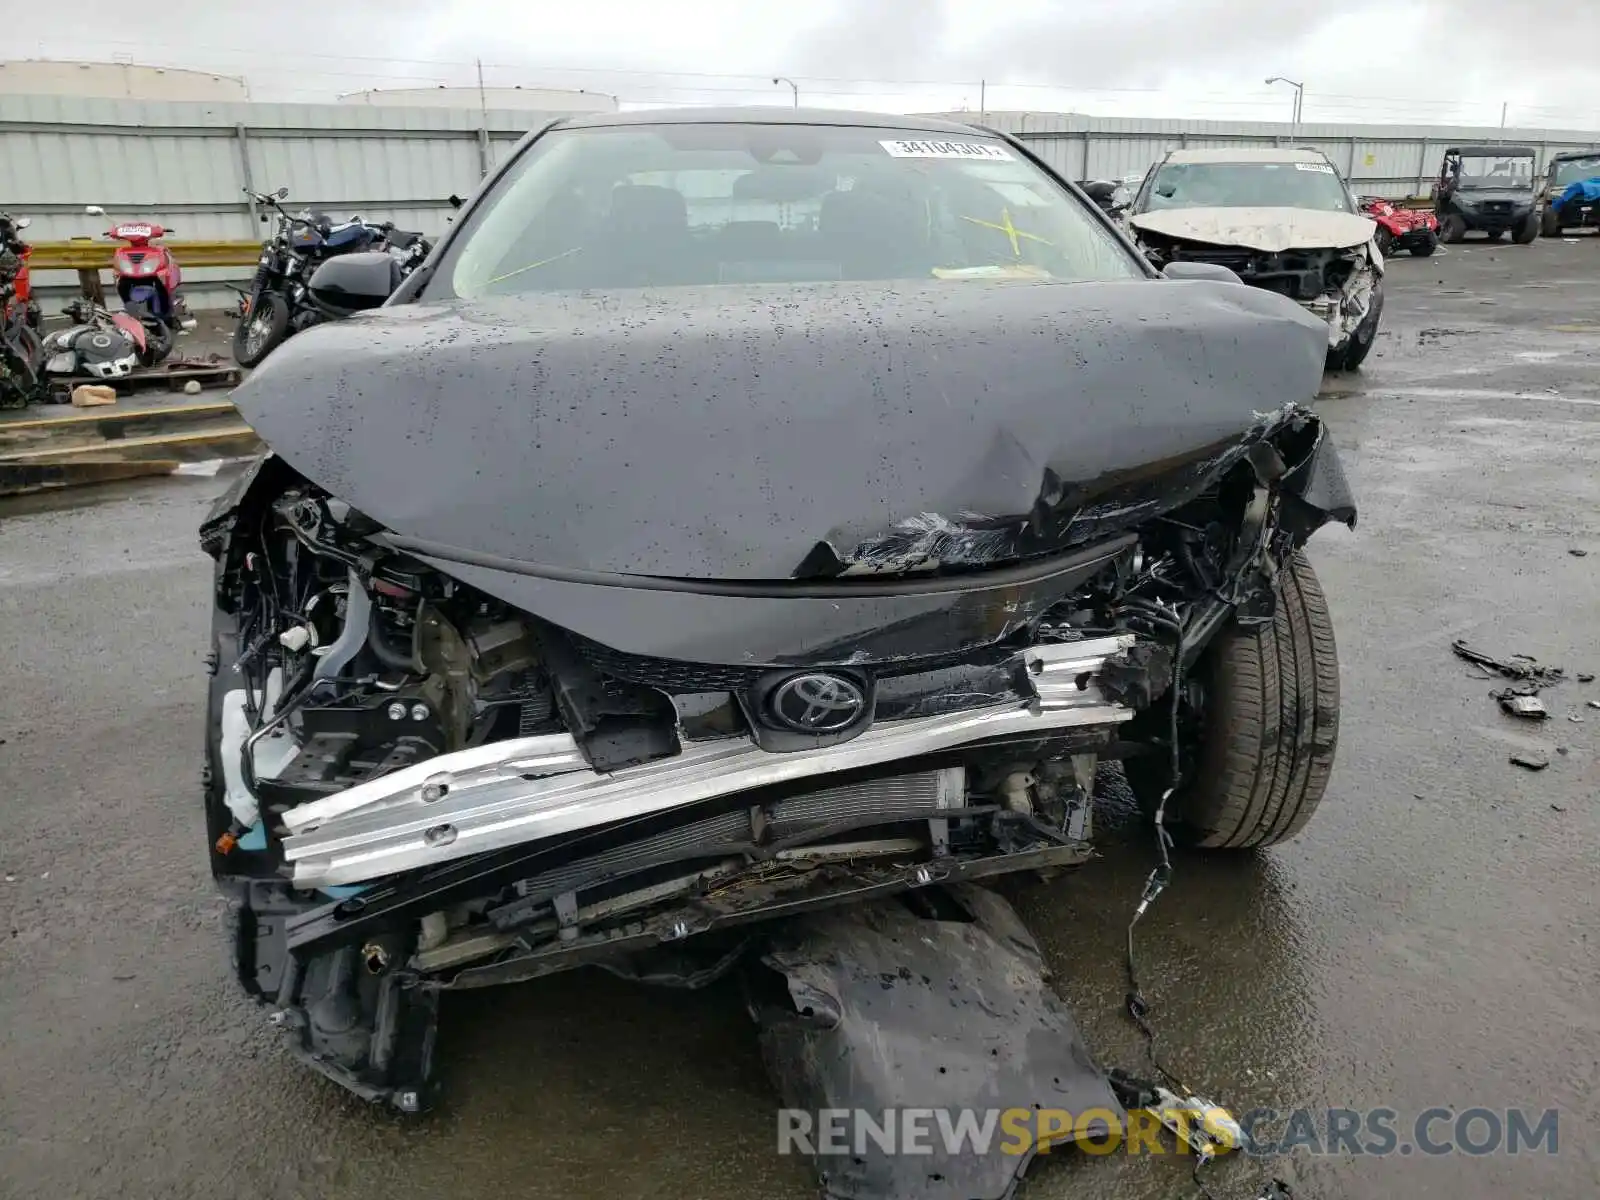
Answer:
87;204;195;365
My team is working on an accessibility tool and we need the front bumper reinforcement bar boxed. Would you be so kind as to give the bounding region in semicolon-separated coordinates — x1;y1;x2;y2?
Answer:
280;635;1136;887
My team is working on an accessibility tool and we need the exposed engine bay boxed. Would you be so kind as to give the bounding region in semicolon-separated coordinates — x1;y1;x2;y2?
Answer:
1136;230;1381;349
200;404;1352;1120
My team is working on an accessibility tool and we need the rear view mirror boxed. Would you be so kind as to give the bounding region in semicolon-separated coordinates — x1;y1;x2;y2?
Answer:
85;205;106;216
1080;180;1117;204
276;186;290;199
14;217;29;230
447;194;466;210
308;251;401;312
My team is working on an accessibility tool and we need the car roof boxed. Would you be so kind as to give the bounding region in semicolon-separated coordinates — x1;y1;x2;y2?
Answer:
555;106;995;136
1550;148;1600;162
1160;147;1333;165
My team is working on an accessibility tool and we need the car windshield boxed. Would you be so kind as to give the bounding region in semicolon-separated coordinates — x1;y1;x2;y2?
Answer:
1553;156;1600;187
1458;155;1534;189
442;123;1142;296
1142;161;1354;212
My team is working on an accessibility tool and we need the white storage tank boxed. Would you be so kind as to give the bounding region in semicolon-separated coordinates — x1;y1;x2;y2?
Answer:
338;85;617;113
0;59;248;101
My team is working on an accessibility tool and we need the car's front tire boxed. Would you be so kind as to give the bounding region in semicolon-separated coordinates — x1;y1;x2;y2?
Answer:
1513;213;1540;244
1141;551;1340;849
1410;233;1438;257
1440;214;1466;243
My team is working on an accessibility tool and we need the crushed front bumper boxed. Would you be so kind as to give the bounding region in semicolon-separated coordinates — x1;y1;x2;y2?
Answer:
279;635;1137;887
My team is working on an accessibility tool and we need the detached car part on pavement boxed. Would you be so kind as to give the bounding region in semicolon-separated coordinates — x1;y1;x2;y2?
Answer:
1123;147;1385;370
200;108;1355;1193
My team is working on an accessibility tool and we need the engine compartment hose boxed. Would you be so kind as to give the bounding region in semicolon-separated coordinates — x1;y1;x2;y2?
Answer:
366;601;425;675
312;569;371;684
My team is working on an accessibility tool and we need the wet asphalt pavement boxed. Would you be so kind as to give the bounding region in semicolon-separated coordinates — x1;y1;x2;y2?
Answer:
3;238;1599;1200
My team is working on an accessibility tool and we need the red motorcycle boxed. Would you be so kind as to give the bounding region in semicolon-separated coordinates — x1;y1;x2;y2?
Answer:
87;204;194;365
1359;197;1440;258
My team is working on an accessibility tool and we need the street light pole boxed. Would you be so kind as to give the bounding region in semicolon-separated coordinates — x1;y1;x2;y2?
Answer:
1265;76;1305;143
772;76;799;108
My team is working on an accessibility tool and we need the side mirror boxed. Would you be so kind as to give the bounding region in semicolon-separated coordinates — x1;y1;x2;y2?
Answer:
1162;261;1243;285
85;205;106;216
14;217;29;230
1080;180;1117;204
276;186;290;199
308;251;401;312
447;194;465;210
259;211;270;223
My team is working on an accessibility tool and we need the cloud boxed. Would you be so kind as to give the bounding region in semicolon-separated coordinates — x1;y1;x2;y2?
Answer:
12;0;1600;127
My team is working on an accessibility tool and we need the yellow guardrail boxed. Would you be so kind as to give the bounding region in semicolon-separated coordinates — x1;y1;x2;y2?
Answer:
26;240;263;270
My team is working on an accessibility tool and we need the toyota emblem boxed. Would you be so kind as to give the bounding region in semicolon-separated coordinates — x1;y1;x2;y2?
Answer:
768;673;867;733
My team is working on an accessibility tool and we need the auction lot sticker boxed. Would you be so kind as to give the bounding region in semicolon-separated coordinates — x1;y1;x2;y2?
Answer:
880;139;1014;161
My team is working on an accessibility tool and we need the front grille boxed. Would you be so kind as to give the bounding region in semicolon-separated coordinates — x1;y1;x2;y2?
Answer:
573;637;763;692
573;634;1018;694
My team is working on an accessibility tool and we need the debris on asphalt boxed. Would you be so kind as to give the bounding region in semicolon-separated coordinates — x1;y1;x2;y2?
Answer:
70;384;118;408
1571;548;1589;558
1570;715;1585;723
1579;673;1596;683
1452;638;1565;683
1590;700;1600;710
1497;692;1548;719
1551;804;1567;813
1510;750;1550;771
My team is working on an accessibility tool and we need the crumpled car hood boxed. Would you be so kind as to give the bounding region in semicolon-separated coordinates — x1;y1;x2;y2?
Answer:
234;279;1329;581
1129;206;1376;252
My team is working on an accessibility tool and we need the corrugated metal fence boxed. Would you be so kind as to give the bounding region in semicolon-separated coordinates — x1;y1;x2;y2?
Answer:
5;95;1599;307
0;93;547;307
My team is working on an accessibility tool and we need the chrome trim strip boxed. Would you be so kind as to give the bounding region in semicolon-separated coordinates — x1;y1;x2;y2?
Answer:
281;636;1135;886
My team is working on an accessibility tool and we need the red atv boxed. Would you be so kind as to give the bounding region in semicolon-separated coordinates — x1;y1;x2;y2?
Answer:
1360;197;1439;257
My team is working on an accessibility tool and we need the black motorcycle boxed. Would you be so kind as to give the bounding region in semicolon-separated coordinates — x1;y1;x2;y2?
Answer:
232;186;429;367
0;212;45;409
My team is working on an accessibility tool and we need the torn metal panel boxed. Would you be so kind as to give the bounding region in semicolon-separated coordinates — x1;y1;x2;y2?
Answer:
1323;254;1381;346
752;886;1123;1200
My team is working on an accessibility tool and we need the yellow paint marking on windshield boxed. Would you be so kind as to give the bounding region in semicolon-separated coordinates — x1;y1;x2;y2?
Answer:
960;208;1051;257
485;246;582;285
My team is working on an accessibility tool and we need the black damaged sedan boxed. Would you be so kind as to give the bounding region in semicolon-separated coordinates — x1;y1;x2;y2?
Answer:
201;108;1355;1169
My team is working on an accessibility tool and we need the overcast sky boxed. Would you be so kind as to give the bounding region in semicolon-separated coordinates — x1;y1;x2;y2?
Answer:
15;0;1600;129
